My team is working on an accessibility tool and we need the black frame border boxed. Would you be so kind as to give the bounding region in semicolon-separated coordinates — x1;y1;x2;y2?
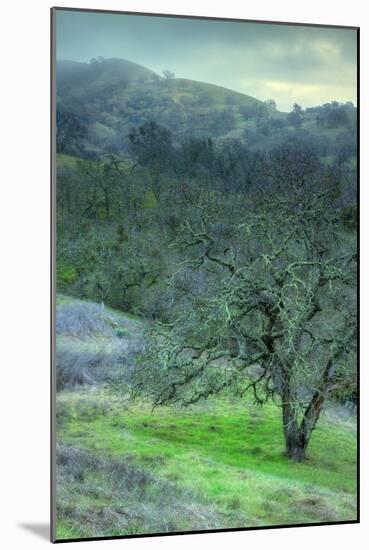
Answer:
50;6;360;544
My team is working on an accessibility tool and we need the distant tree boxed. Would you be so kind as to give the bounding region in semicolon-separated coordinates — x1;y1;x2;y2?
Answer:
255;103;269;126
239;104;256;120
265;98;277;109
269;139;322;187
56;110;87;155
287;103;304;128
335;127;357;160
316;115;324;128
89;56;104;66
225;93;238;106
196;91;215;107
128;121;173;200
163;69;175;80
313;102;351;129
257;121;271;137
173;137;217;183
210;110;235;136
215;139;264;193
269;118;286;132
325;107;349;129
344;101;355;111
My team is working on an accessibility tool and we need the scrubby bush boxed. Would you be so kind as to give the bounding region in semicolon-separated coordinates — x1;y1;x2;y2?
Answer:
56;303;114;337
56;347;116;390
56;301;145;390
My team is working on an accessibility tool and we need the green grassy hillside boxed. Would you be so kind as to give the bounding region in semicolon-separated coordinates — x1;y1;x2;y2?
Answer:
56;388;356;539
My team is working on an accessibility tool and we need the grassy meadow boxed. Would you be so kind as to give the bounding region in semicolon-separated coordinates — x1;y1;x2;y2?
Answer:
55;297;357;540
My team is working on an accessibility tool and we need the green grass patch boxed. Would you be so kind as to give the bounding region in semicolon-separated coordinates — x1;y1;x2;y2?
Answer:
56;262;78;286
56;388;357;533
56;520;81;540
141;190;157;209
56;154;81;169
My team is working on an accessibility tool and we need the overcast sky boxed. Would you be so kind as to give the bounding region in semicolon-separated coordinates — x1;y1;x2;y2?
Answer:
55;9;357;112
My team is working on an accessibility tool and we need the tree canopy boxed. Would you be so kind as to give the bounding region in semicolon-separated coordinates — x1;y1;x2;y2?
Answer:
129;143;357;461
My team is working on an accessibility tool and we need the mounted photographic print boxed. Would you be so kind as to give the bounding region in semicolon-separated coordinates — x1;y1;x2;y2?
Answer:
51;7;359;542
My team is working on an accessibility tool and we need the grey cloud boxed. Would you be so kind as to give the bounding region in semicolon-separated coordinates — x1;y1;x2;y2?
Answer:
56;10;357;111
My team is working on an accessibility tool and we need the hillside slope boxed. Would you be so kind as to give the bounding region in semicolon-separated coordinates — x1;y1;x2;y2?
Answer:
56;57;282;155
56;57;356;164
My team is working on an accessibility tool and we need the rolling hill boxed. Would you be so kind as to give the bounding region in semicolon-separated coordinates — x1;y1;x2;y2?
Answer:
57;58;158;94
56;57;356;159
56;57;283;156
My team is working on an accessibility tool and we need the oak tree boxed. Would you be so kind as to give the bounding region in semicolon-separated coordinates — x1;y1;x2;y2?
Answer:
132;155;357;461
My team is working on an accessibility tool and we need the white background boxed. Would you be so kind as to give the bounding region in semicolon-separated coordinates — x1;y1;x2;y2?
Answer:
0;0;367;548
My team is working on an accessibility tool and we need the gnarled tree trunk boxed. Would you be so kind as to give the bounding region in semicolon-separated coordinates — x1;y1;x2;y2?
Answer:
282;391;325;462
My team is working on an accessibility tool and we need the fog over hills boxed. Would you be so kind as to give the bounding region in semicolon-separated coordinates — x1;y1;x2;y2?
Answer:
57;58;158;89
56;57;356;160
56;57;283;155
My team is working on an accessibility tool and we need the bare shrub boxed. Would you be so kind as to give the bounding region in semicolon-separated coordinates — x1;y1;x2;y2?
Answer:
56;347;114;389
56;303;115;337
56;301;145;390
